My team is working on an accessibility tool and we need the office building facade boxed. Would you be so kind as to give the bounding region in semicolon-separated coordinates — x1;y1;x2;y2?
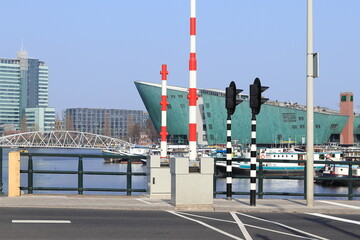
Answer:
0;50;55;133
64;108;149;139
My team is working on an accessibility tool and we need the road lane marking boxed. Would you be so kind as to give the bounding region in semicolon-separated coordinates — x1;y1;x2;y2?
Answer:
12;220;71;224
231;212;253;240
178;212;235;223
167;211;243;240
237;213;328;240
178;212;318;239
319;200;360;209
136;198;153;204
307;213;360;226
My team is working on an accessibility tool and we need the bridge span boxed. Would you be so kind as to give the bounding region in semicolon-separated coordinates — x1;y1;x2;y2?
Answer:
0;131;133;150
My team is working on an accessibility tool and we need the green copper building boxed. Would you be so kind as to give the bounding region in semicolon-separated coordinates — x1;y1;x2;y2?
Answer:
135;81;360;146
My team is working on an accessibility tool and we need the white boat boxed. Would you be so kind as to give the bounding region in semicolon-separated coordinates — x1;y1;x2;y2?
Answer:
216;147;343;175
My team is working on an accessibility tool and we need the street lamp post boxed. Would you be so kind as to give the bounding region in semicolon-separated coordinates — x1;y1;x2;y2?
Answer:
306;0;314;207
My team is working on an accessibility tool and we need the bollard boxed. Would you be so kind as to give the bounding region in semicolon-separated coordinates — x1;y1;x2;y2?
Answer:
8;151;20;197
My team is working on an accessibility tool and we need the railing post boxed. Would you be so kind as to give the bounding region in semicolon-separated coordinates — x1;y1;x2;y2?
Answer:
28;155;33;194
304;163;307;199
78;156;83;194
348;162;353;200
258;159;264;199
0;148;3;196
213;159;217;198
127;158;132;195
8;151;20;197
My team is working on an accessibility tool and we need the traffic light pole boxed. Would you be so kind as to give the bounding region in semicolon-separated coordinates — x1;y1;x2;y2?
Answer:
226;114;233;200
250;114;257;206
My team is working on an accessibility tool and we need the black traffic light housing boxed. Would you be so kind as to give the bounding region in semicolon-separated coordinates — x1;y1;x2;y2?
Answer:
225;81;243;116
250;78;269;115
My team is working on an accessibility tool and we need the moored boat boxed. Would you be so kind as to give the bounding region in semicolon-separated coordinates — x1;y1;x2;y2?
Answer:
317;164;360;186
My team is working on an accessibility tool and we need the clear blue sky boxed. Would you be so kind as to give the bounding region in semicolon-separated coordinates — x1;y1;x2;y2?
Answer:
1;1;359;114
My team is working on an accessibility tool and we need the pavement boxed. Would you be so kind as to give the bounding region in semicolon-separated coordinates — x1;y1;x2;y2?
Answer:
0;194;360;214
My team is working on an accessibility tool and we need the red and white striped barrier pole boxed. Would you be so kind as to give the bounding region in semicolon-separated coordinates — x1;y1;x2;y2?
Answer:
160;64;169;160
188;0;198;161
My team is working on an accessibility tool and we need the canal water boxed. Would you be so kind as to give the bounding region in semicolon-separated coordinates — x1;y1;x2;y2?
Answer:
1;148;359;200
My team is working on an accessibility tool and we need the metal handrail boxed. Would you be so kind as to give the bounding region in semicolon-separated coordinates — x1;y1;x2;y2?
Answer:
19;152;146;195
213;158;360;200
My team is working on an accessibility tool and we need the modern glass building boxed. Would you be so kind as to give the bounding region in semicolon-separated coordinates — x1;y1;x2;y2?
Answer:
135;81;360;146
0;50;55;134
64;108;149;139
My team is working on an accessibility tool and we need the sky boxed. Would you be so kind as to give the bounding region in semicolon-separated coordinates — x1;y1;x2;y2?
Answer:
1;1;360;115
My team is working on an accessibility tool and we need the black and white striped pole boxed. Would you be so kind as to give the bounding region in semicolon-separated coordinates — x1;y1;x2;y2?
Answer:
226;115;232;200
250;114;257;206
249;78;268;206
225;81;243;200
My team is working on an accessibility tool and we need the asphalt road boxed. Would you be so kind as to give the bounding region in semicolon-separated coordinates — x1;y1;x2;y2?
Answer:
0;208;359;240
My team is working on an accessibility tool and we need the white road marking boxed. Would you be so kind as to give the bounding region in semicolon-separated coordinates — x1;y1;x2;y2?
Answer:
136;198;153;204
319;200;360;209
178;212;319;239
12;220;71;224
307;213;360;226
237;213;329;240
167;211;243;240
231;212;253;240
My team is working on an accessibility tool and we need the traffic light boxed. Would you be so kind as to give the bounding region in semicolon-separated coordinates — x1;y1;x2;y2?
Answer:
225;81;243;116
249;78;269;115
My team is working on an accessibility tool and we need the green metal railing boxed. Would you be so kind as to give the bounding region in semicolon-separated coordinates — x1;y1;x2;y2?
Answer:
214;158;360;200
19;152;147;195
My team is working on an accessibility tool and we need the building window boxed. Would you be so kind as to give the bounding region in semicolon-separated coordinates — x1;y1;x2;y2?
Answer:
210;134;214;140
168;104;172;109
300;125;305;129
341;95;347;102
292;125;297;129
298;117;304;121
330;124;338;130
171;95;176;98
208;124;213;130
277;134;283;140
357;125;360;130
350;95;353;102
315;124;321;129
207;112;211;117
205;103;210;108
180;104;185;108
282;113;296;122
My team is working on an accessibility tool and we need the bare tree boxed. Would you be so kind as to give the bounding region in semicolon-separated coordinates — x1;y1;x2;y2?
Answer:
102;114;111;136
65;114;74;131
145;118;158;142
20;114;28;132
55;113;62;130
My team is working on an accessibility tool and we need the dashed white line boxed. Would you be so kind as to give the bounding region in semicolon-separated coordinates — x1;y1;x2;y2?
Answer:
12;220;71;224
167;211;243;240
319;200;360;209
307;213;360;226
231;212;253;240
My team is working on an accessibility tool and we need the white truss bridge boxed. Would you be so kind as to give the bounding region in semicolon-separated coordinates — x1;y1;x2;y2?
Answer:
0;131;134;150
